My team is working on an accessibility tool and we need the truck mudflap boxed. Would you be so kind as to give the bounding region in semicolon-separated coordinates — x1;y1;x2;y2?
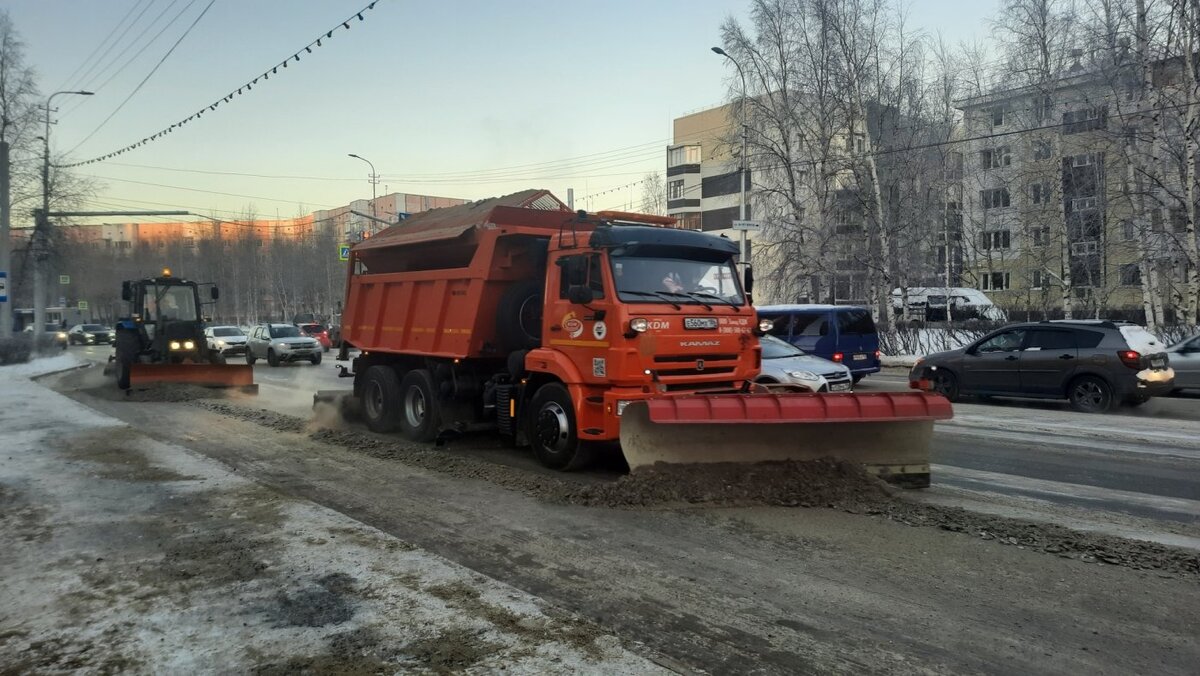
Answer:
129;363;257;393
618;392;952;488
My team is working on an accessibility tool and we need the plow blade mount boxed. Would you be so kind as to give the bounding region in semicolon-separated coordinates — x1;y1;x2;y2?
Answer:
129;363;257;393
619;392;952;488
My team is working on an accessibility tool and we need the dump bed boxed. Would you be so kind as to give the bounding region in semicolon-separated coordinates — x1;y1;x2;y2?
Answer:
342;190;581;359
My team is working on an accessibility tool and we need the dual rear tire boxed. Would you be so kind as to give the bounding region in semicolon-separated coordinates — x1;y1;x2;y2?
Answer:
361;366;440;442
358;365;590;469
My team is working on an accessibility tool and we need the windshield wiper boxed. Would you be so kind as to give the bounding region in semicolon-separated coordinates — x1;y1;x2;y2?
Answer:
690;291;742;310
621;290;681;309
656;291;713;310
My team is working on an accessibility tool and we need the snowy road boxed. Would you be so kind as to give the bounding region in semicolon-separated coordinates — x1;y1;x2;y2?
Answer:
71;347;1200;534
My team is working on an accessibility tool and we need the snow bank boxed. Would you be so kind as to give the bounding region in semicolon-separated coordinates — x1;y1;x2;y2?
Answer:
0;354;89;379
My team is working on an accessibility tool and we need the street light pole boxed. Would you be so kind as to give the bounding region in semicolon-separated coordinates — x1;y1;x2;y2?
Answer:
347;153;378;239
712;47;750;268
32;90;91;346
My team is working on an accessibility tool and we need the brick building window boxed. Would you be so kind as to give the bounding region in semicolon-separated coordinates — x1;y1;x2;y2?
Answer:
980;230;1012;250
1119;264;1142;286
1031;181;1052;205
981;272;1010;290
980;188;1010;209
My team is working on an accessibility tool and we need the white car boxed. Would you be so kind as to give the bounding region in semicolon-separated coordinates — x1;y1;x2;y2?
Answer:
1166;333;1200;393
204;325;248;356
757;334;853;392
245;323;321;367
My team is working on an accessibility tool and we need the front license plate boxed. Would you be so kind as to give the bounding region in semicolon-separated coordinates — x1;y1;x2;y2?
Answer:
830;382;852;392
852;353;868;361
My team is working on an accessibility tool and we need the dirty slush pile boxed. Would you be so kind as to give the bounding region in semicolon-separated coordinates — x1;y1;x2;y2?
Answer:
192;401;1200;578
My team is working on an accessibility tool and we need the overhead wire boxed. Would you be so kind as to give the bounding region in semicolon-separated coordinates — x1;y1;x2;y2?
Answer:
67;0;216;154
59;0;159;96
59;0;384;168
60;0;190;119
54;0;155;93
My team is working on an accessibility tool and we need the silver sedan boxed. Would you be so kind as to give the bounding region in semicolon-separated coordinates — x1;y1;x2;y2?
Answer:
756;334;853;392
1166;333;1200;393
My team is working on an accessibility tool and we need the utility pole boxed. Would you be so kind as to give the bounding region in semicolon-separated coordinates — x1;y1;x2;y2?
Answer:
712;47;751;268
33;90;91;349
348;153;378;239
0;139;11;336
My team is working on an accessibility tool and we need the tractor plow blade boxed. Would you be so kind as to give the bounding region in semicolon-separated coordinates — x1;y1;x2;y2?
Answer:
129;363;257;393
619;392;952;488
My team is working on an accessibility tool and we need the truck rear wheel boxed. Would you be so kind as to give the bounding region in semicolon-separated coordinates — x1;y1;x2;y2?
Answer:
528;383;592;471
399;369;440;442
362;365;402;433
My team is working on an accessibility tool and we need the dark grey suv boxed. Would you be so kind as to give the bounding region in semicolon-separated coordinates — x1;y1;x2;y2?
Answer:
910;320;1175;412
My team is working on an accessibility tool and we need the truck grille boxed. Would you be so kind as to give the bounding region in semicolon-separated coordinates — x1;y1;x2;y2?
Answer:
654;353;739;363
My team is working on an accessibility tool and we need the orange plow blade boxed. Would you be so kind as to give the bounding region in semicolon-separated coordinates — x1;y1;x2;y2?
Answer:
619;392;952;488
129;363;257;393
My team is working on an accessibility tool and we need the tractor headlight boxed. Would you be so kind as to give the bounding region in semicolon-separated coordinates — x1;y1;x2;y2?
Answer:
787;370;818;381
184;340;195;350
758;318;774;333
170;341;182;350
56;332;67;340
629;318;648;333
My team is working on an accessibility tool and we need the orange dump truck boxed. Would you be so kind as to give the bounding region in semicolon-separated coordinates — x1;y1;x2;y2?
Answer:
335;190;950;485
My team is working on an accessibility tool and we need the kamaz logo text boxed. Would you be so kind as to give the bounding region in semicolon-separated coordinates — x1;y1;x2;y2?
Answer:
679;340;721;347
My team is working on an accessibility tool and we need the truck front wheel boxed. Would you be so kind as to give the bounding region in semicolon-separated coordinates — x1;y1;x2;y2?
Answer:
362;365;402;433
399;369;440;442
528;383;592;471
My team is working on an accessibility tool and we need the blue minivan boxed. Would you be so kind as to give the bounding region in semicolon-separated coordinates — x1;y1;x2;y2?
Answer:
756;305;881;382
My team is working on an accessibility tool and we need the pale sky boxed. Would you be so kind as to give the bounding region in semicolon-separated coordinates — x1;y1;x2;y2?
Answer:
7;0;999;224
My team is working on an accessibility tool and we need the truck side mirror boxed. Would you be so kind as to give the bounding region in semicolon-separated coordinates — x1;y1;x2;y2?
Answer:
121;281;132;302
211;286;220;300
743;266;754;295
567;285;595;305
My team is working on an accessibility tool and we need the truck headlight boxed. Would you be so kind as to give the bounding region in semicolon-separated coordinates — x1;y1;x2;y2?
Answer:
184;340;194;350
616;400;634;416
787;370;818;380
170;341;182;350
629;318;648;333
758;318;774;333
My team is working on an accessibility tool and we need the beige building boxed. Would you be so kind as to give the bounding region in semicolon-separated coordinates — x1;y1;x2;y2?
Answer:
956;54;1196;320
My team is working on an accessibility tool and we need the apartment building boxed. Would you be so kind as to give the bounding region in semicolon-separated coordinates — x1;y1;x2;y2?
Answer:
666;104;753;233
956;51;1196;318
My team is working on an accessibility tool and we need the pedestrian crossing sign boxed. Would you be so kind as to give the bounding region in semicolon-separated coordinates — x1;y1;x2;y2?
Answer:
338;244;351;261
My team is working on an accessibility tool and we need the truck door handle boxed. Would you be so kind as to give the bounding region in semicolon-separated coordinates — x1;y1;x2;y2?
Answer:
1004;355;1018;361
549;325;561;332
1058;354;1074;360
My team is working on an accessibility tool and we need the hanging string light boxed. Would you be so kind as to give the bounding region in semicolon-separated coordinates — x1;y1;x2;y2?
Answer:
60;0;382;168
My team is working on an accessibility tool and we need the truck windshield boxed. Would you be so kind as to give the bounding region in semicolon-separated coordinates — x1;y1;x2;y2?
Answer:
144;285;198;322
611;256;744;306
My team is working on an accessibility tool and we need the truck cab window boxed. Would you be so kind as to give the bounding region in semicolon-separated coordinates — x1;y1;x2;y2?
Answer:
558;254;605;300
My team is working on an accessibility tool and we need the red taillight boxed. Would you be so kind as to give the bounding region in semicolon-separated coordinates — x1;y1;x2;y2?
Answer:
1118;350;1141;369
832;352;844;363
874;350;881;359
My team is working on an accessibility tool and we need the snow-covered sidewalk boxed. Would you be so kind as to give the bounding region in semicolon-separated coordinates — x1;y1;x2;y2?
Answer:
0;359;664;673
